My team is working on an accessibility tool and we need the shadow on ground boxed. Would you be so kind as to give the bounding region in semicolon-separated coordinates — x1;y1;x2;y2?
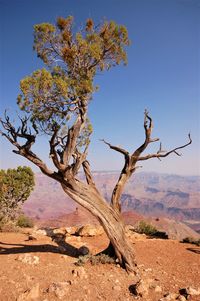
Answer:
0;239;80;258
187;247;200;254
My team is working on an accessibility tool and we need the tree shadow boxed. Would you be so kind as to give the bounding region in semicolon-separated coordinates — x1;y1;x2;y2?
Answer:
186;247;200;254
0;235;81;258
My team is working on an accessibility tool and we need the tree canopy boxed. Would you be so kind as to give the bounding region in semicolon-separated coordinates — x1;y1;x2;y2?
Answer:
17;17;129;130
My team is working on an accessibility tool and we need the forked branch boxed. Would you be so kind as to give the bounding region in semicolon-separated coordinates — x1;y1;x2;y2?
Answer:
101;111;192;213
138;133;192;161
0;113;56;179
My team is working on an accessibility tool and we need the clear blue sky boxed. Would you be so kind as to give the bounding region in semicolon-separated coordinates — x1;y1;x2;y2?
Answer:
0;0;199;175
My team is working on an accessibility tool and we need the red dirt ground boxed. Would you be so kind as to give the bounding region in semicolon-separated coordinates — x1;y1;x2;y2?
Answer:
0;230;200;301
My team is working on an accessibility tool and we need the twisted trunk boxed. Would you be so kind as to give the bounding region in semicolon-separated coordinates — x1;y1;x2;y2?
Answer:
61;178;137;273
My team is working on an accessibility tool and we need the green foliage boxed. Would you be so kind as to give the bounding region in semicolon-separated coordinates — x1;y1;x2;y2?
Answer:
17;16;130;133
0;166;35;223
16;214;34;228
136;221;158;236
77;118;93;148
181;237;200;246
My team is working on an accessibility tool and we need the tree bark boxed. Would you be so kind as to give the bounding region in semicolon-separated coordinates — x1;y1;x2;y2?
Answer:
61;178;137;274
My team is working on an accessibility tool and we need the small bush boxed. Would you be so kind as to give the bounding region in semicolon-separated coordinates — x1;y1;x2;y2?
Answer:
16;215;34;228
0;220;19;232
181;237;200;246
75;253;115;266
136;221;158;236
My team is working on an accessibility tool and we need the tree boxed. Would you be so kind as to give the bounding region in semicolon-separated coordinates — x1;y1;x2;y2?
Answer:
0;166;35;223
0;16;191;273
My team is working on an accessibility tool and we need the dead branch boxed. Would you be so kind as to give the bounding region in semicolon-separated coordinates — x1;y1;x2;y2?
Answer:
0;113;57;179
131;110;159;159
138;133;192;161
100;139;130;158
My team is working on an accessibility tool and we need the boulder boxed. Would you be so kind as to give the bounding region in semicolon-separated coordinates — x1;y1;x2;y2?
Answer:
179;287;200;297
65;226;79;235
52;227;67;235
78;245;90;256
76;224;104;237
32;229;47;236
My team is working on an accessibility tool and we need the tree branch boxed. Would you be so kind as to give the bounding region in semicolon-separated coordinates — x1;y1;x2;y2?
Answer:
131;109;157;159
82;160;96;186
49;125;64;170
0;114;57;180
138;133;192;161
100;139;129;158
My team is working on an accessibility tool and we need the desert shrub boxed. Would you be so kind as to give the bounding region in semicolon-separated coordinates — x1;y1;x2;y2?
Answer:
76;253;115;266
0;220;19;232
181;237;200;246
16;215;34;228
136;221;158;236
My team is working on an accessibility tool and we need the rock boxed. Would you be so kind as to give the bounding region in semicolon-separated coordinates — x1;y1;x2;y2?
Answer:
33;229;47;236
78;245;90;256
76;224;104;237
72;267;88;279
17;283;40;301
187;287;200;295
53;227;66;235
134;279;154;297
47;282;70;299
177;296;187;301
17;254;40;265
51;233;66;243
159;293;179;301
155;285;162;293
26;235;37;241
65;226;78;235
179;287;200;297
112;285;121;291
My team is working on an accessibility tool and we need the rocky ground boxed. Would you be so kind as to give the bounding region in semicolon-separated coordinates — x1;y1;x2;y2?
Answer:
0;226;200;301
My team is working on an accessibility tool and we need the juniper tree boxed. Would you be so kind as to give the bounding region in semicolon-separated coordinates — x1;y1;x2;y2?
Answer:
0;16;191;273
0;166;34;223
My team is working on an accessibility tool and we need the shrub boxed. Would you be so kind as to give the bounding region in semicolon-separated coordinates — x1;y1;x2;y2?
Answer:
75;253;115;266
136;221;158;236
16;215;34;228
0;220;19;232
181;237;200;246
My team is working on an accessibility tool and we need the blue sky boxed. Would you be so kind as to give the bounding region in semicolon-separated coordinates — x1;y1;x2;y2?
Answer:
0;0;199;175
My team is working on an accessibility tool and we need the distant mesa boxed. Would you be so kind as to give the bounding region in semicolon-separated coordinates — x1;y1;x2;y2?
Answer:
23;171;200;235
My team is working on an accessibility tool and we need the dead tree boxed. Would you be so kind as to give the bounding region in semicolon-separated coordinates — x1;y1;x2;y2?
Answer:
0;17;192;273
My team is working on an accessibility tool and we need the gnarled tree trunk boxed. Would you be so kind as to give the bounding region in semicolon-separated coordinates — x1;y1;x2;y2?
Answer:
61;178;137;273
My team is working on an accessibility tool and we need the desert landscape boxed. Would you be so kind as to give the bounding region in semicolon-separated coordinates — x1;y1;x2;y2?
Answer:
0;171;200;301
0;224;200;301
23;172;200;235
0;1;199;300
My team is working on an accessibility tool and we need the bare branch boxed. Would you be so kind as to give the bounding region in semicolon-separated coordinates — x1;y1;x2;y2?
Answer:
82;160;96;186
49;125;64;170
100;139;129;158
138;133;192;161
131;110;156;159
0;114;57;179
